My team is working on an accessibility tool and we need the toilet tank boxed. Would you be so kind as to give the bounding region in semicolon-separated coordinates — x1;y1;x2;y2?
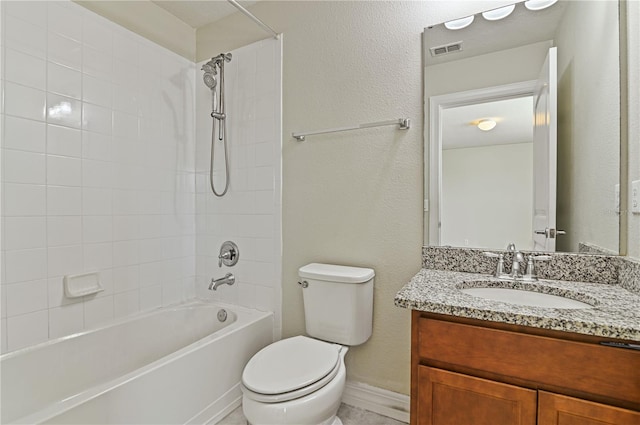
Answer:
298;263;374;346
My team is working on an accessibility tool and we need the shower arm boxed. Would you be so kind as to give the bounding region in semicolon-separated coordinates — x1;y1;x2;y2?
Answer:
226;0;279;40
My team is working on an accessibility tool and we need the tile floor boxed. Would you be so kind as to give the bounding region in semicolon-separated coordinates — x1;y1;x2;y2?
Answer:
218;404;408;425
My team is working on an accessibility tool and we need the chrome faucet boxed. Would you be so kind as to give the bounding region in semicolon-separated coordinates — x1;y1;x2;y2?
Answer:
507;243;525;279
485;244;552;282
209;273;235;290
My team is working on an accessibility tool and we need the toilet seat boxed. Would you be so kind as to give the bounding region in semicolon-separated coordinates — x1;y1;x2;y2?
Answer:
242;336;343;403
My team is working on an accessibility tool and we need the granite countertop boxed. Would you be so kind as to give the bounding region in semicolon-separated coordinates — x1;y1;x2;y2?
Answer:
394;268;640;341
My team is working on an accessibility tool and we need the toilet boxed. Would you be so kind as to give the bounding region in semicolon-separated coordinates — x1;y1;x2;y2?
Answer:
241;263;375;425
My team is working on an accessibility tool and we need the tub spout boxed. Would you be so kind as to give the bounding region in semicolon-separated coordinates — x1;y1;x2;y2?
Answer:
209;273;235;290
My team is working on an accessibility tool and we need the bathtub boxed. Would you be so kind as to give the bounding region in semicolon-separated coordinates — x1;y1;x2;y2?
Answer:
0;301;273;424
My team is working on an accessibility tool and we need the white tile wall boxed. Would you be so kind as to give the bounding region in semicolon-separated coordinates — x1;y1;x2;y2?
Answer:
0;1;197;353
195;38;283;339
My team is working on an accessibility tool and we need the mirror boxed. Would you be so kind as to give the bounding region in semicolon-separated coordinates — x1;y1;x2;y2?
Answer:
424;0;621;255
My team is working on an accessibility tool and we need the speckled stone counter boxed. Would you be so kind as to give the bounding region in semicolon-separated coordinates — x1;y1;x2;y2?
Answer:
394;268;640;341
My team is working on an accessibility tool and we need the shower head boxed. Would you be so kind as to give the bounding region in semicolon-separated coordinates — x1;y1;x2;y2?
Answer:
203;72;217;90
201;61;217;74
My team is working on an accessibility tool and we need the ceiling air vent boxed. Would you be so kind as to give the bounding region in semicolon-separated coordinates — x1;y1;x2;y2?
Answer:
430;41;463;57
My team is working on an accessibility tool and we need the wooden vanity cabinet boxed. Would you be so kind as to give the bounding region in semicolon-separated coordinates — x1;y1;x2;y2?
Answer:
411;311;640;425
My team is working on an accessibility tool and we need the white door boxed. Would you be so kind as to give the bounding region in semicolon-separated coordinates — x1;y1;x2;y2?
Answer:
532;47;560;251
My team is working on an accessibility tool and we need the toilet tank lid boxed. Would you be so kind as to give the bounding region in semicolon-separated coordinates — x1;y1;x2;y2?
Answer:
298;263;375;283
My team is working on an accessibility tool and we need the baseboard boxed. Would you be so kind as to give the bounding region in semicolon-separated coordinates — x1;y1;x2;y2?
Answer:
341;381;410;423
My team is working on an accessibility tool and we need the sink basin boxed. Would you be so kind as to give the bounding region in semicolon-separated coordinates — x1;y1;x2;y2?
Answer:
460;287;594;309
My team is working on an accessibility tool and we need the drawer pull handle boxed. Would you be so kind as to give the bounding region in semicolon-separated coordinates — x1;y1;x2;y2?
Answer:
599;342;640;351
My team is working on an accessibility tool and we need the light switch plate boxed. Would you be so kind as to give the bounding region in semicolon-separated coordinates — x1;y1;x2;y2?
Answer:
632;180;640;214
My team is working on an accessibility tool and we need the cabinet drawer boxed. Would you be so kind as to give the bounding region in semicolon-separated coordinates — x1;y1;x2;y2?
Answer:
538;391;640;425
417;366;536;425
417;318;640;406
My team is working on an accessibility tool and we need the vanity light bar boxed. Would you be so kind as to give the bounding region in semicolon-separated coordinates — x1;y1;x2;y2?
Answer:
443;0;558;31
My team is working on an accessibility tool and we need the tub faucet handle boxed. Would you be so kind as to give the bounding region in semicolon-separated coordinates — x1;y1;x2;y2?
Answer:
218;251;230;267
218;241;239;268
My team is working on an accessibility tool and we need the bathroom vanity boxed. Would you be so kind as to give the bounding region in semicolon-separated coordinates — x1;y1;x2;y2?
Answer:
410;312;639;425
395;252;640;425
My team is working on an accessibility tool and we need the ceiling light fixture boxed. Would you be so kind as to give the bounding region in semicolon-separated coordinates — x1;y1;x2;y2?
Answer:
477;119;497;131
444;15;475;30
482;4;516;21
524;0;558;11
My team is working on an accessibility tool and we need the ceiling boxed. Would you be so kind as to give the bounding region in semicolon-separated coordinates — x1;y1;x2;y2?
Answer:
152;0;258;28
442;96;533;150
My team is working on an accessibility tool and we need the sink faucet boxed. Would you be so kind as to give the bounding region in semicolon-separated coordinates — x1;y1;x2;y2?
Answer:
485;244;553;281
209;273;235;291
507;243;525;279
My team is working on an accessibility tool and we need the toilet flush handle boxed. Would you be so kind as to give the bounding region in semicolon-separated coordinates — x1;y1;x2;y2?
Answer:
298;280;308;288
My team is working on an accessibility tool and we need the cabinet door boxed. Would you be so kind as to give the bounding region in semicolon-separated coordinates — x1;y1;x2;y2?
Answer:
417;366;537;425
538;391;640;425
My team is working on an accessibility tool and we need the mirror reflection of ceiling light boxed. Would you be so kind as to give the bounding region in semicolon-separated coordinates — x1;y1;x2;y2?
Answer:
482;4;516;21
444;15;474;30
524;0;558;11
477;119;497;131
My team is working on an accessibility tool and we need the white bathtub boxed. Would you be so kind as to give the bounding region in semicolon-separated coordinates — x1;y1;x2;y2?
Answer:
0;301;273;424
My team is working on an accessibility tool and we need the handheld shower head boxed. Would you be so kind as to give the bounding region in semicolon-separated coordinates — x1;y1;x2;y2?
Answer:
203;72;217;90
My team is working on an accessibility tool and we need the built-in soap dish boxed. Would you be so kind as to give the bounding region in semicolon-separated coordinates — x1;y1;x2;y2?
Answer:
64;272;104;298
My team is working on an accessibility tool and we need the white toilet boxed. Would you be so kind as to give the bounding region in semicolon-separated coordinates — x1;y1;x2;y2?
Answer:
241;263;375;425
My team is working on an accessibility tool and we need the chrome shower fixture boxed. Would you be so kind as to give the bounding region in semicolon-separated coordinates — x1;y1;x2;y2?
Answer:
202;52;233;197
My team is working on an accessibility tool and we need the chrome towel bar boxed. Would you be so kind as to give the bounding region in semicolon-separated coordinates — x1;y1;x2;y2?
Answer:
292;118;410;142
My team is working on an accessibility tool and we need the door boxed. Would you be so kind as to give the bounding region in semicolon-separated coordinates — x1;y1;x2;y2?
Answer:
417;366;537;425
532;47;559;251
538;391;640;425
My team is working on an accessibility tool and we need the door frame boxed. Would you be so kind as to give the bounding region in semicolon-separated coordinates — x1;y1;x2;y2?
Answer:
427;80;537;246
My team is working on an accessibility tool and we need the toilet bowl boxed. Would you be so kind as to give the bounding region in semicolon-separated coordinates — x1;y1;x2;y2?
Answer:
241;263;374;425
241;336;348;425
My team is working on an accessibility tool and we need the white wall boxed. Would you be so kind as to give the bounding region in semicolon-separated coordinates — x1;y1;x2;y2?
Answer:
194;38;283;338
0;1;197;353
442;143;533;250
555;0;620;254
